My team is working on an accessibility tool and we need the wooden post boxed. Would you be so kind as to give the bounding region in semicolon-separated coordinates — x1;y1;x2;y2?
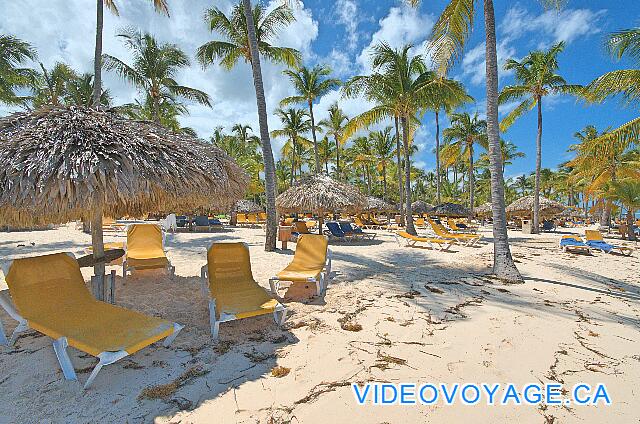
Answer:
90;204;107;302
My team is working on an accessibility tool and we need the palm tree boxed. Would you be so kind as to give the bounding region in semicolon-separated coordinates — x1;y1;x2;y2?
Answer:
350;136;374;194
343;42;434;235
318;102;349;179
318;136;335;175
198;0;300;251
607;179;640;241
281;65;341;174
32;62;77;107
92;0;169;106
119;95;195;135
423;76;472;203
65;73;111;107
370;127;396;201
0;35;36;106
443;112;487;214
104;29;210;123
585;27;640;149
498;42;582;234
271;108;312;186
422;0;567;282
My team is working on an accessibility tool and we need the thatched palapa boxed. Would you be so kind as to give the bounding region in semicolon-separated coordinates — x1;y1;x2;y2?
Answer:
474;202;492;217
0;106;248;224
233;199;263;214
411;200;434;215
0;106;248;301
365;196;395;212
506;195;565;218
276;174;366;214
430;202;470;217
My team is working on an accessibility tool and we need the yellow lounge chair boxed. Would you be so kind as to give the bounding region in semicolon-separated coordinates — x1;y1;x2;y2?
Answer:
394;231;455;251
447;219;478;234
429;220;481;246
584;230;634;256
236;213;248;225
200;243;286;340
354;216;375;229
415;217;427;229
0;253;182;388
283;217;295;226
270;234;331;297
123;224;174;279
258;212;267;223
247;213;259;225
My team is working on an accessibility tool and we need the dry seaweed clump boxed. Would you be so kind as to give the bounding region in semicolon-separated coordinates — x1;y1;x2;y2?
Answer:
138;366;209;401
271;366;291;378
340;321;363;332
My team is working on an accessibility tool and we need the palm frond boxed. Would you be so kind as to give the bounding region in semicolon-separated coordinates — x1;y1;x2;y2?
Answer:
499;98;535;132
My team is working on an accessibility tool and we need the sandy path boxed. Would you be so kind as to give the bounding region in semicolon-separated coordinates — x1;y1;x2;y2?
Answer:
0;223;638;423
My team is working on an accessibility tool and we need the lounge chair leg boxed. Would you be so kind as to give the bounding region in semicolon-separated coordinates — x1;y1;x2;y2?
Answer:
84;362;104;389
0;319;7;346
273;308;287;326
269;278;280;295
9;321;28;345
52;337;78;382
162;323;184;347
168;265;175;277
209;300;220;340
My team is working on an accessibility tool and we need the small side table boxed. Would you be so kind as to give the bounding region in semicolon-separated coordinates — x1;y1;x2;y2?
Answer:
278;225;292;250
77;249;125;304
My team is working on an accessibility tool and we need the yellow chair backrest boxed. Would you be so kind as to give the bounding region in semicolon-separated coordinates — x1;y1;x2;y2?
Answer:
207;243;255;297
6;253;93;318
292;235;328;270
247;213;258;223
284;217;295;226
430;220;448;236
305;220;317;229
294;221;310;234
237;213;247;223
416;217;425;226
584;230;603;242
354;216;366;227
127;224;164;258
259;212;267;221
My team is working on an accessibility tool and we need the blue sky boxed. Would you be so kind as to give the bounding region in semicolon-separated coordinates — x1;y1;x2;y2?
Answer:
0;0;637;180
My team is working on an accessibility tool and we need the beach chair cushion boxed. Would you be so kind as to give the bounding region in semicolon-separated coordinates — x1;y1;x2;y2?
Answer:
293;221;311;235
397;231;450;245
207;243;279;320
277;235;328;282
126;224;169;269
326;222;348;238
6;253;175;356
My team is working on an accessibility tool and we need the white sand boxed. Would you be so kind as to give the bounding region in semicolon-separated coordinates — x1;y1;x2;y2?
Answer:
0;223;638;423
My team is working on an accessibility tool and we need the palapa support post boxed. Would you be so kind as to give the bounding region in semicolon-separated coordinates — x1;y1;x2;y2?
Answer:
317;210;324;236
90;203;109;303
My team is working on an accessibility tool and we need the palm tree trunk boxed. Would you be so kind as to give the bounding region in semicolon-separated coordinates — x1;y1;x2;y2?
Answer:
242;0;277;251
382;163;387;201
394;116;404;224
435;110;442;204
627;208;636;241
334;135;340;179
401;116;416;235
484;0;522;283
469;142;474;219
533;96;542;234
153;95;161;124
92;0;104;107
308;101;320;174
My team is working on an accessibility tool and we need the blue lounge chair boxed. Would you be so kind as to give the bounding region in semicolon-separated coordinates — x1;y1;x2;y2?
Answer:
339;222;376;240
325;222;351;241
208;218;223;229
176;215;187;228
585;230;633;256
194;216;212;232
559;235;591;254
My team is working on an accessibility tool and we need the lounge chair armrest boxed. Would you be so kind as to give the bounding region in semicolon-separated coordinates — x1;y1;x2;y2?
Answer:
0;290;25;324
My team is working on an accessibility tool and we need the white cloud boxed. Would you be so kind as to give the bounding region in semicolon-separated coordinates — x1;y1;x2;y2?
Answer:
0;0;319;155
357;6;435;72
459;40;516;86
500;5;606;46
333;0;361;52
